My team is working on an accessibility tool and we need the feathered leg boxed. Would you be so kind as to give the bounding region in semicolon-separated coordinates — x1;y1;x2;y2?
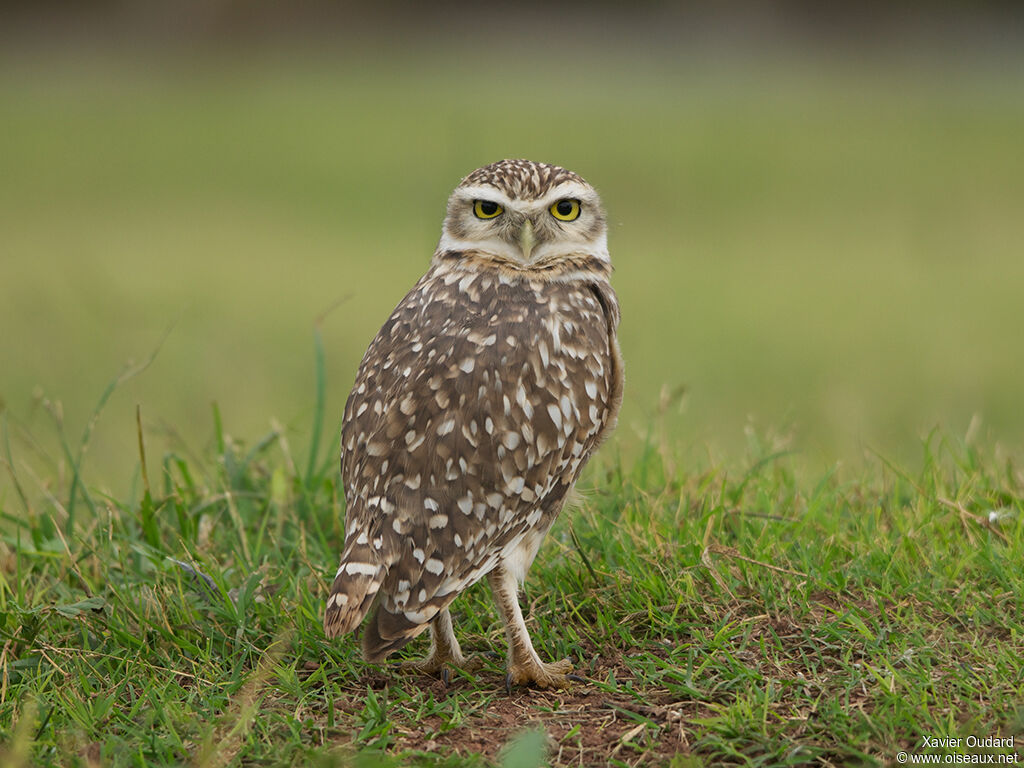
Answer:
398;607;482;684
487;564;574;690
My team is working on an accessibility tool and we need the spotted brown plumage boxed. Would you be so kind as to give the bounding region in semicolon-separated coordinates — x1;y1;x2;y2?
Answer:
324;159;623;689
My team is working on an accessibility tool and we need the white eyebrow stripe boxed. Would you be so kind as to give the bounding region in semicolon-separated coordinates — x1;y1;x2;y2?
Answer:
453;185;515;206
453;181;597;208
540;181;594;200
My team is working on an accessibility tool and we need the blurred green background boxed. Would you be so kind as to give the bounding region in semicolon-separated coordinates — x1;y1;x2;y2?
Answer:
2;4;1024;498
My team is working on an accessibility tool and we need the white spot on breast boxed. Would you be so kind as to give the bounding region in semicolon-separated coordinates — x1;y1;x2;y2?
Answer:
425;558;445;575
585;379;597;399
412;548;425;563
516;384;528;408
547;403;562;430
437;418;455;435
502;432;520;450
460;358;475;373
560;395;572;420
547;316;562;352
457;495;473;515
429;513;448;529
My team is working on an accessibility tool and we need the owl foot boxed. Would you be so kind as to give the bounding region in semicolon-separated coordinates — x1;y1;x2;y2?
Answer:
392;607;484;686
505;657;579;692
400;652;484;686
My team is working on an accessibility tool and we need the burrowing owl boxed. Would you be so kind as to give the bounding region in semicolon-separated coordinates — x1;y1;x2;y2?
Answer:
324;159;622;689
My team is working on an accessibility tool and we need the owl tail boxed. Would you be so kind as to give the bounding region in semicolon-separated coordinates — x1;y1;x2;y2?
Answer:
361;603;425;662
323;543;387;639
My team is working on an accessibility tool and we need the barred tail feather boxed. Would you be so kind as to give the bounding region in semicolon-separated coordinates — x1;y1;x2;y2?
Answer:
323;545;386;639
361;591;458;662
362;603;429;662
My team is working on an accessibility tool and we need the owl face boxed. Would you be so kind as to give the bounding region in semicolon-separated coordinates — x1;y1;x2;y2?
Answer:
437;160;609;268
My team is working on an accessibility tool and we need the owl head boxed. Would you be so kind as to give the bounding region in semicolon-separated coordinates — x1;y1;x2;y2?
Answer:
437;159;609;268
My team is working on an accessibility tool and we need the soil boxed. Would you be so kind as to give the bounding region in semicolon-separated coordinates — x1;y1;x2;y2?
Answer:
355;649;698;767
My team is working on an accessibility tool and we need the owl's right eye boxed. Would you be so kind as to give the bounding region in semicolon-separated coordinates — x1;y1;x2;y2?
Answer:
473;200;504;219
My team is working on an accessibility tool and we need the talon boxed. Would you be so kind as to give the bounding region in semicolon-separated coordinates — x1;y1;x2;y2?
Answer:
504;657;577;689
505;673;513;695
441;667;450;687
566;673;587;683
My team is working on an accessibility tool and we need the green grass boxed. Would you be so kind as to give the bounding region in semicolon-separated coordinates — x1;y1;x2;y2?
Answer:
0;350;1021;766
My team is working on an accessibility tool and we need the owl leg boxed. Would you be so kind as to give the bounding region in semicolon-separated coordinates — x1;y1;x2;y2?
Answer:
400;607;482;683
487;564;575;690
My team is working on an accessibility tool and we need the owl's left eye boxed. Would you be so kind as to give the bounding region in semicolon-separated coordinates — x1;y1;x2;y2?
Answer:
474;200;504;219
549;199;581;221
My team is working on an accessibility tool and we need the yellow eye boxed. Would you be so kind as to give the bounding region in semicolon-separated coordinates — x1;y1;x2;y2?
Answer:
549;199;581;221
473;200;504;219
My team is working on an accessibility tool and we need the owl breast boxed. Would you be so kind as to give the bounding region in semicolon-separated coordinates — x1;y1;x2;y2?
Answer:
339;259;621;623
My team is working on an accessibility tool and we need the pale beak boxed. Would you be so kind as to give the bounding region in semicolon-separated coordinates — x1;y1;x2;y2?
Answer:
518;219;536;262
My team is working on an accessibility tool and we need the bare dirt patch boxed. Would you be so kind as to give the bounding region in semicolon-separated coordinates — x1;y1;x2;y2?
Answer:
376;654;699;767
